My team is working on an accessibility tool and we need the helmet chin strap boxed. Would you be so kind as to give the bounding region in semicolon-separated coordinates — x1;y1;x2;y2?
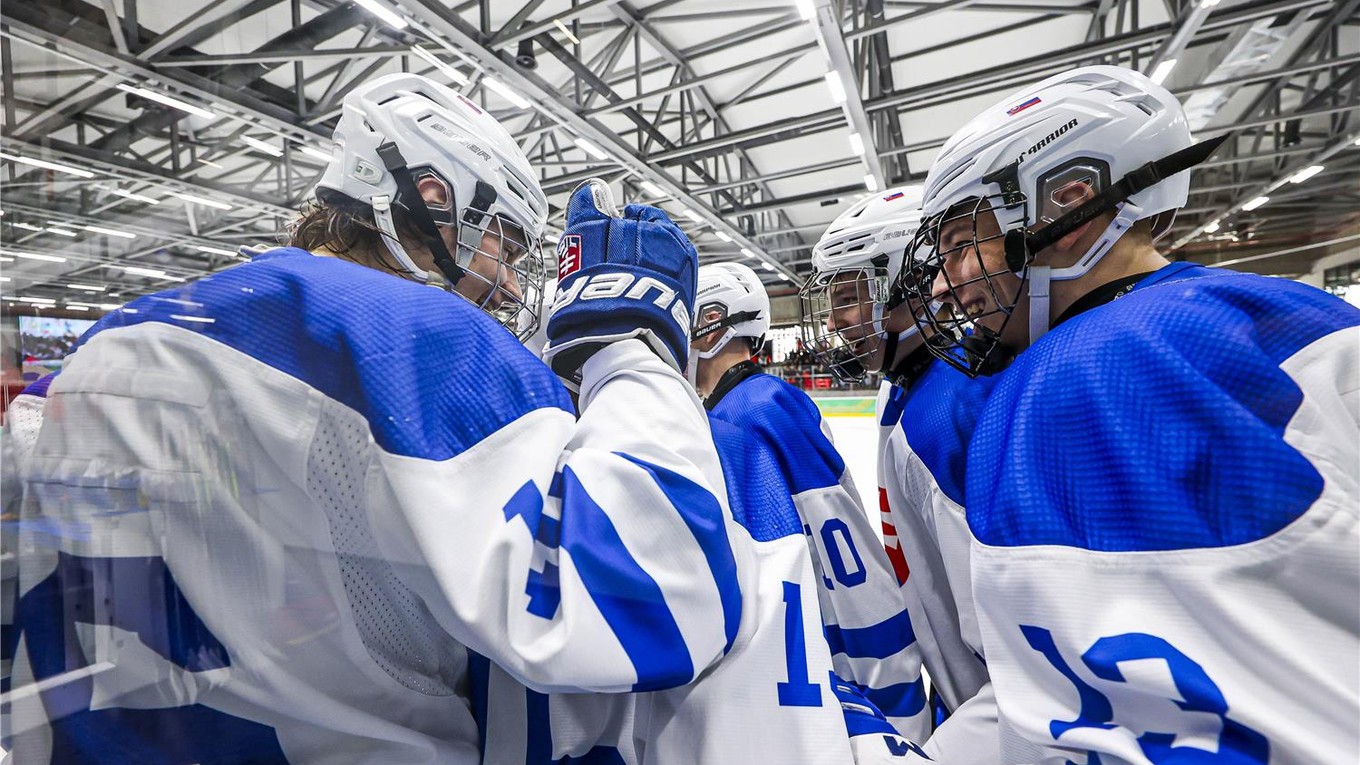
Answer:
1026;199;1143;344
372;195;449;287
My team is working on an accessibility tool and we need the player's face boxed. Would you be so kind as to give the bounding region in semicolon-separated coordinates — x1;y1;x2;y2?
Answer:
930;207;1025;345
452;216;528;310
824;270;890;372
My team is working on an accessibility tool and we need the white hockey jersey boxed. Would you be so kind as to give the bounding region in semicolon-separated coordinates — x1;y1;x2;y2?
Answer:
476;396;885;764
875;360;999;765
710;367;930;742
3;247;754;763
965;264;1360;764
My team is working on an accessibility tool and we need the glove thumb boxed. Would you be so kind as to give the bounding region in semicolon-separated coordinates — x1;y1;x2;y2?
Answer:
566;178;622;227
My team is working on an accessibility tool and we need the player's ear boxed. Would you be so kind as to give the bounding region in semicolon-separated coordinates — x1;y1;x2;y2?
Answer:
417;175;451;208
691;332;718;354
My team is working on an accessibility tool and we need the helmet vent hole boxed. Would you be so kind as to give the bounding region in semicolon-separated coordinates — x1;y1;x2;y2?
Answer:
935;157;976;193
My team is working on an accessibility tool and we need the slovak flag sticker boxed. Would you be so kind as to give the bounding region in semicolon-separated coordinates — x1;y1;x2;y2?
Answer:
883;191;905;202
558;234;583;279
1007;96;1041;116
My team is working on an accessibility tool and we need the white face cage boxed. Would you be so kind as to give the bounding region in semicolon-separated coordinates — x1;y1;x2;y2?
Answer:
447;212;545;343
798;266;892;383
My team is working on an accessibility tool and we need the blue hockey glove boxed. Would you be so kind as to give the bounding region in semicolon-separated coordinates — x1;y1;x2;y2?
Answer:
543;179;698;385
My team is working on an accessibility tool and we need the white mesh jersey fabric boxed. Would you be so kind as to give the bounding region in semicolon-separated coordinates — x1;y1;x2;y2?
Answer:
306;400;467;696
6;392;47;471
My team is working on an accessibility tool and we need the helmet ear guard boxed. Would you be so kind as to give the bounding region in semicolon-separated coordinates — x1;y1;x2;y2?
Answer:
375;140;467;287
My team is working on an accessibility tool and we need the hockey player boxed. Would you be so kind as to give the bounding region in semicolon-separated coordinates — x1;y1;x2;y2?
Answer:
692;261;930;743
3;73;750;763
472;265;861;763
903;64;1360;762
805;187;998;764
472;265;895;764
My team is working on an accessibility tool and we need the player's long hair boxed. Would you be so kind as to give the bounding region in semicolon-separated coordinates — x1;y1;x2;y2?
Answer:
288;192;438;277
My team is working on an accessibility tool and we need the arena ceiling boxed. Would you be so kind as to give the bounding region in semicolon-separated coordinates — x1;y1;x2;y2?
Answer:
1;0;1357;311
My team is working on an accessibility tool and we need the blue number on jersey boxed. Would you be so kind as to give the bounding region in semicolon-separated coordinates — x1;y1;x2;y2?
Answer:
1022;625;1269;764
819;518;867;589
777;581;822;707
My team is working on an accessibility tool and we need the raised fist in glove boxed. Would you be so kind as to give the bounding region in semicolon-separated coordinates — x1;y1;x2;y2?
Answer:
543;179;698;385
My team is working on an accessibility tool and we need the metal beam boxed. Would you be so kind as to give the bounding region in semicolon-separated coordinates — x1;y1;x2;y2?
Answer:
400;0;797;280
154;46;410;67
1172;127;1360;249
1143;0;1215;74
809;0;886;190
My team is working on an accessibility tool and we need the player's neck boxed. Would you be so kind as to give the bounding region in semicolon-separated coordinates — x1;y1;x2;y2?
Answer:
697;346;754;398
1048;237;1169;324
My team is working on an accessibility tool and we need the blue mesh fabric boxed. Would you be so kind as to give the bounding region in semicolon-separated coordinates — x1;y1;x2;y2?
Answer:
967;266;1360;551
710;372;845;496
21;371;58;399
900;361;998;507
79;247;573;460
708;416;803;542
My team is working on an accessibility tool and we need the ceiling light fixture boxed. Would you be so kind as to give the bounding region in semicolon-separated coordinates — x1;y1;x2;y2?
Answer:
116;83;216;120
482;76;531;110
100;186;160;204
171;192;233;211
1288;165;1324;184
824;72;847;105
573;137;609;161
410;45;470;86
553;19;581;45
352;0;409;30
2;250;66;262
83;225;137;239
0;151;95;178
297;144;333;162
241;135;284;157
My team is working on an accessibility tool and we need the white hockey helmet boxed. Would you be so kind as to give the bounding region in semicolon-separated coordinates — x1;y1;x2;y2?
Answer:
693;262;771;359
315;72;550;339
800;185;925;382
899;65;1223;376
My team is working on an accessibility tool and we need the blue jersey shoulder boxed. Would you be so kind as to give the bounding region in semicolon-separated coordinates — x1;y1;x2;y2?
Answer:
80;248;572;461
20;371;59;399
968;267;1360;552
707;415;804;542
709;372;845;494
900;360;996;507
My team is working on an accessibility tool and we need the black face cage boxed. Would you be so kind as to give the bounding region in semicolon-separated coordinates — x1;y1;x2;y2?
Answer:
798;268;889;384
896;193;1031;378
